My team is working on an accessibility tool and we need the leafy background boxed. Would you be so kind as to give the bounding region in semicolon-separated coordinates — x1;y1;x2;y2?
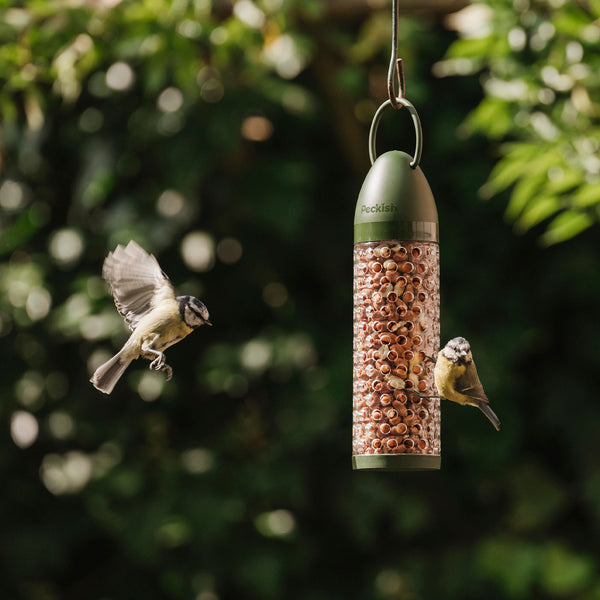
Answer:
1;0;600;599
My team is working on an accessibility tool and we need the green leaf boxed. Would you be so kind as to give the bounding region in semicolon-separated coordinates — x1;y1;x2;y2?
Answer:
446;37;495;60
545;168;583;196
515;195;561;232
553;7;594;36
572;183;600;209
540;210;595;245
505;175;546;221
464;98;514;139
590;0;600;18
486;144;543;194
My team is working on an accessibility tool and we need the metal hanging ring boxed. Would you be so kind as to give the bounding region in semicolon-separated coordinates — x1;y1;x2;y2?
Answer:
369;96;423;168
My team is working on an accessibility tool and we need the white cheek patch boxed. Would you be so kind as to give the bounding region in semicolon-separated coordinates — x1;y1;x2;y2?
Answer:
185;306;202;326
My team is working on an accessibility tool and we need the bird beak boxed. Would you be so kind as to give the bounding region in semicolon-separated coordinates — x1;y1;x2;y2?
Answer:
205;320;212;326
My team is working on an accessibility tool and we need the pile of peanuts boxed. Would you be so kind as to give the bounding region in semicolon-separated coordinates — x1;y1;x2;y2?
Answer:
353;240;441;456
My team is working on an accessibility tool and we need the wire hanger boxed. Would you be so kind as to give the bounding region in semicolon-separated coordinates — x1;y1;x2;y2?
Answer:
387;0;405;109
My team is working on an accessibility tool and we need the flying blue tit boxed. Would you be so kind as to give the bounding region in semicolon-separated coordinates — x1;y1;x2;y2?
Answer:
433;337;501;431
90;240;211;394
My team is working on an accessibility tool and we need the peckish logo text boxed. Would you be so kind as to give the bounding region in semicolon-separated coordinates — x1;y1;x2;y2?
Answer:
361;203;397;214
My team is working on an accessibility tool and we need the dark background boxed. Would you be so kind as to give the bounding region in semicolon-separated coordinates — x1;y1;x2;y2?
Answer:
1;1;600;599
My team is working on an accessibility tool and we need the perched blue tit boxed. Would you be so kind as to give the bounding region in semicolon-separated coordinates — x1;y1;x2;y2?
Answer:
434;337;501;431
90;240;211;394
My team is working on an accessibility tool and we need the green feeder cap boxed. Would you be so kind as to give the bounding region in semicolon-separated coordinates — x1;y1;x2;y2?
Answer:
354;150;438;244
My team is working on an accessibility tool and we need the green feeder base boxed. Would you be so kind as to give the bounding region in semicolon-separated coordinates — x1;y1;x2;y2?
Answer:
352;454;441;472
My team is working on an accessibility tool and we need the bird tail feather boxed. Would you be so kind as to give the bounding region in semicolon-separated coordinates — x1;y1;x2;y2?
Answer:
476;400;501;431
90;350;132;394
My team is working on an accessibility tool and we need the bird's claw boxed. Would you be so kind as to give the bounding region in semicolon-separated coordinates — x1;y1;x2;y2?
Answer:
147;351;173;381
149;353;165;371
148;356;173;381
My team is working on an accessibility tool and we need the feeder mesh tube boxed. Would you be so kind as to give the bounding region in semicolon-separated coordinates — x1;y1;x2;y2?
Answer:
353;240;441;457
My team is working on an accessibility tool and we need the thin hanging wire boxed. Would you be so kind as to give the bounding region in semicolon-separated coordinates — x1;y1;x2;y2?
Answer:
387;0;405;109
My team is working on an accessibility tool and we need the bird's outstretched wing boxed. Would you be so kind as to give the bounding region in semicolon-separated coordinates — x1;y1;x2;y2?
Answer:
102;240;176;331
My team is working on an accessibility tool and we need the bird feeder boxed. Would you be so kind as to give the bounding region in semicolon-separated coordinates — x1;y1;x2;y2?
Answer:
352;95;441;471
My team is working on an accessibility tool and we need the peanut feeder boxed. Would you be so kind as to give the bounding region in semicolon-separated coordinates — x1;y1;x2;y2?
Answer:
352;98;441;471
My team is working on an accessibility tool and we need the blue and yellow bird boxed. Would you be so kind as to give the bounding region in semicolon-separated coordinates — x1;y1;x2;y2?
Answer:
90;241;211;394
433;336;500;431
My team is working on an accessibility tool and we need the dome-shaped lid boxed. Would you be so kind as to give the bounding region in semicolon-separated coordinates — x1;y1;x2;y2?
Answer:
354;150;438;243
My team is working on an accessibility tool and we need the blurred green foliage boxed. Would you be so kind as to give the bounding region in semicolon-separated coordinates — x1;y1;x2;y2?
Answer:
1;1;600;599
440;0;600;244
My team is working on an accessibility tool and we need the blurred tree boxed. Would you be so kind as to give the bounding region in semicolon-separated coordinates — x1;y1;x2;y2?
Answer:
438;0;600;244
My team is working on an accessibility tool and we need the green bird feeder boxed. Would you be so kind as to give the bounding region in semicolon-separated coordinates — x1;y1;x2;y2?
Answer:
352;96;441;471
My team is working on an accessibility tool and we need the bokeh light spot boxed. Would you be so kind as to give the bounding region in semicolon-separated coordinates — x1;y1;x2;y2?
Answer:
216;237;243;264
157;189;186;217
255;509;296;538
209;27;228;45
177;19;202;39
181;448;214;474
106;61;135;91
93;442;123;477
197;67;224;103
48;411;75;440
0;179;26;211
16;371;45;408
157;87;184;113
234;1;266;28
375;569;410;598
181;231;215;272
157;112;184;135
241;116;274;142
200;79;224;103
79;107;104;133
26;287;52;321
40;451;92;495
263;34;306;79
263;282;288;308
79;314;116;340
137;371;164;402
49;228;84;266
240;339;272;372
11;411;39;449
8;280;30;307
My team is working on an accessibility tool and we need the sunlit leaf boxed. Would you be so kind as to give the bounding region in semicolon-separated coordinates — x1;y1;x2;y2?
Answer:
515;195;561;232
464;97;513;139
572;183;600;209
505;174;546;221
544;168;583;196
485;144;544;194
446;37;495;60
540;210;594;245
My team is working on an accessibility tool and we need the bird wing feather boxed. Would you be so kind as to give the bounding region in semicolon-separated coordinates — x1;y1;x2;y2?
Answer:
454;360;489;404
102;240;176;331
